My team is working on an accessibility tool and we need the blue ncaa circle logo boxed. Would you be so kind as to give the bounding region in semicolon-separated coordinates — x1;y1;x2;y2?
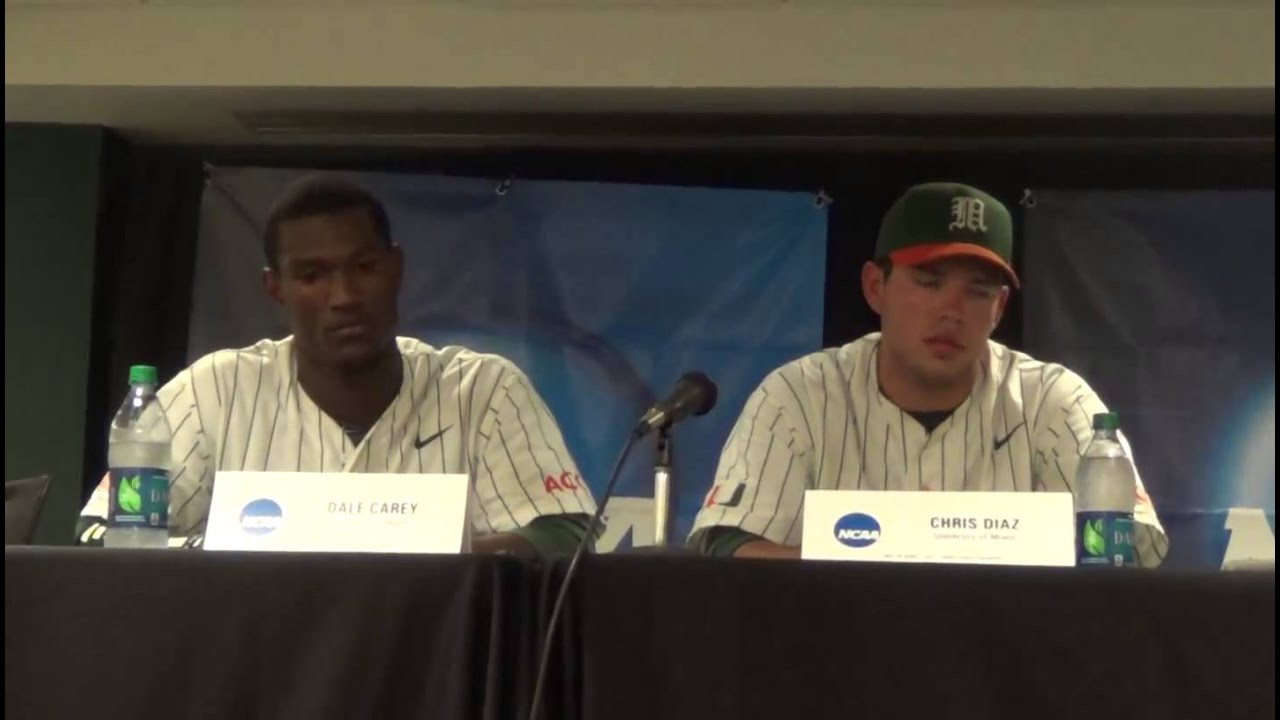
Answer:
833;512;882;548
239;498;283;535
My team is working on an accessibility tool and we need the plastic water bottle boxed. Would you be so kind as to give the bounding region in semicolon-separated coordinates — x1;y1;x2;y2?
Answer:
105;365;172;549
1074;412;1136;567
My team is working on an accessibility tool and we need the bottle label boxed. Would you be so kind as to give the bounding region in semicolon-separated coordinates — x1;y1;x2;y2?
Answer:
108;468;169;530
1076;511;1134;567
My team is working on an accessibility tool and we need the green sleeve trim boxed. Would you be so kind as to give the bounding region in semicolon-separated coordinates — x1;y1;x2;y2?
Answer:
689;526;761;557
514;513;593;557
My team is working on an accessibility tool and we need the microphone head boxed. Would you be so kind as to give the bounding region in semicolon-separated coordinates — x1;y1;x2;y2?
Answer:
633;371;719;437
677;371;718;417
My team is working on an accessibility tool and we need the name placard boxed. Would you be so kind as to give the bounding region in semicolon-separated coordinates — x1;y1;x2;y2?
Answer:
801;490;1074;567
203;471;472;554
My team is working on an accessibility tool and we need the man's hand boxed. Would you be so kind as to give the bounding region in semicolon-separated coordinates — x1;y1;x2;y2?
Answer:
471;531;539;557
733;538;801;559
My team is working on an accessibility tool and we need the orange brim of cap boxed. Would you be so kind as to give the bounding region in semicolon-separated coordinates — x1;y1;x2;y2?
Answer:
888;242;1021;289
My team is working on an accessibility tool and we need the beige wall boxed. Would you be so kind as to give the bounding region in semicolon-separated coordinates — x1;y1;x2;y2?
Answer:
7;0;1275;91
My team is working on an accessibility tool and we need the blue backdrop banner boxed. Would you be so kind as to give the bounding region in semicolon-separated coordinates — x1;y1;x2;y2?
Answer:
194;167;829;549
1024;190;1275;569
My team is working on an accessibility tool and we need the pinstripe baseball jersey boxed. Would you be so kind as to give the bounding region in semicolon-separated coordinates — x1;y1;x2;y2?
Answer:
82;336;595;537
690;333;1169;567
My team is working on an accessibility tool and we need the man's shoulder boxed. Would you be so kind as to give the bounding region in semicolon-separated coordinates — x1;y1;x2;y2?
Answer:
765;334;877;385
987;341;1094;405
751;335;878;415
178;338;292;391
768;335;880;379
396;337;528;389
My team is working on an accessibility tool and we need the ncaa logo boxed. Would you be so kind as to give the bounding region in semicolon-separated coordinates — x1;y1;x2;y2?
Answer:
833;512;882;548
239;498;283;535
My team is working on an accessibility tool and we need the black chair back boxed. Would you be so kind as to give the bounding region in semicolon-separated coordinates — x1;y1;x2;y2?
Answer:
5;475;51;545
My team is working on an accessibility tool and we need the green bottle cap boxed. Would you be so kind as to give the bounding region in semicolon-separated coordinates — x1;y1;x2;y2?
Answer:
1092;412;1120;431
129;365;158;385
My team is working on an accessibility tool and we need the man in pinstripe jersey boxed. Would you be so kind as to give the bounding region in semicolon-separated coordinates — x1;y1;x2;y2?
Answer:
689;182;1168;565
80;176;596;556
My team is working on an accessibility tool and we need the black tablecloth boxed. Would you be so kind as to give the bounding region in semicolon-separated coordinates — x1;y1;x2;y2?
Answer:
579;556;1275;720
7;549;1274;720
4;548;574;720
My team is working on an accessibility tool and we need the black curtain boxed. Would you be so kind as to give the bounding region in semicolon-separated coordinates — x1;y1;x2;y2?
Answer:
82;137;204;499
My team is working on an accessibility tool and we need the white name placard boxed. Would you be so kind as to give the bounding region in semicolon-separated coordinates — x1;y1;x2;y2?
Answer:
801;490;1074;567
203;472;472;554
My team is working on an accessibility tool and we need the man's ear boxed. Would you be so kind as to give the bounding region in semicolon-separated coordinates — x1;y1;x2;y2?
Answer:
991;285;1011;331
263;266;283;305
389;245;404;290
862;261;887;316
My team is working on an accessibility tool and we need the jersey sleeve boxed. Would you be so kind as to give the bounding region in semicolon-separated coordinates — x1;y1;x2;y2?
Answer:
688;367;815;550
1030;366;1169;568
163;360;220;537
470;362;595;534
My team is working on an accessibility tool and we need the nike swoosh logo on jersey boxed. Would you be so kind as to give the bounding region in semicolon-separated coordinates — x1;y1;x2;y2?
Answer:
415;425;452;450
993;422;1025;452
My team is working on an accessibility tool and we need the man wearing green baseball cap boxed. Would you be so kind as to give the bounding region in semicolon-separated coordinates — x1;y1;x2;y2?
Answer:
688;182;1168;565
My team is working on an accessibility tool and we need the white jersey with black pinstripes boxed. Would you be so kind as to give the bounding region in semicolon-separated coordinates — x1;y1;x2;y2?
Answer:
690;333;1169;567
84;336;595;536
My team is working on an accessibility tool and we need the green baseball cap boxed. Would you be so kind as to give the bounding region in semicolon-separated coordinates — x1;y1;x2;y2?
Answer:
875;182;1020;288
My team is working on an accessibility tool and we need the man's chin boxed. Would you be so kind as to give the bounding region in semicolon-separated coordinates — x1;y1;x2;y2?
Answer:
324;341;386;370
912;355;977;389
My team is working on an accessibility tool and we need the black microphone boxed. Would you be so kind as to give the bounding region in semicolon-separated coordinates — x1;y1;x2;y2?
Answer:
633;371;718;437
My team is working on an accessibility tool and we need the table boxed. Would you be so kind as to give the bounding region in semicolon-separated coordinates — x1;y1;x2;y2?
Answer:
7;548;1274;720
4;548;572;720
579;556;1275;720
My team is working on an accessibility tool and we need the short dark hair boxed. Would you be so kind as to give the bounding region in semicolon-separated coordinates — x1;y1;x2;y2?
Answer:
875;258;893;278
262;176;392;269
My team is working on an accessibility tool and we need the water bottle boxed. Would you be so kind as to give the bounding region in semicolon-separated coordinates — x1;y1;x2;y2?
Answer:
105;365;172;549
1074;412;1136;567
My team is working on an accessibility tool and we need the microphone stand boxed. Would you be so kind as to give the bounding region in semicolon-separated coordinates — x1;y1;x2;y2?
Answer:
529;376;714;720
652;424;673;547
623;424;693;555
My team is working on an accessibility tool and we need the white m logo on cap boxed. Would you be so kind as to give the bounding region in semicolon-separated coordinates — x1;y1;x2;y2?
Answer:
948;197;988;233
